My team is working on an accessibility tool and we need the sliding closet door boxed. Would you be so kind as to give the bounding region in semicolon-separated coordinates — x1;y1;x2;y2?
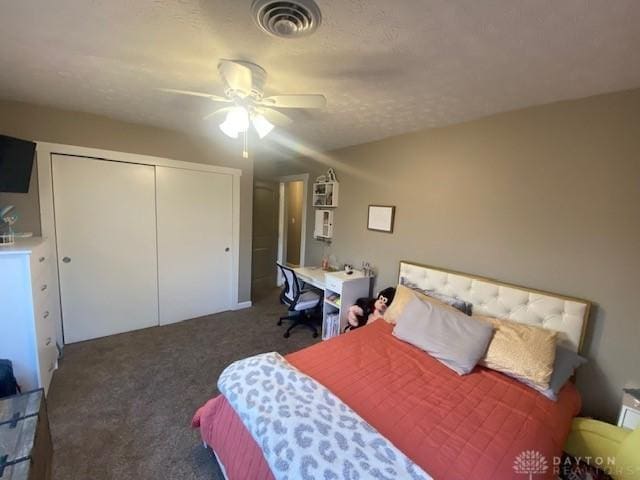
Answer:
156;167;233;325
52;155;158;343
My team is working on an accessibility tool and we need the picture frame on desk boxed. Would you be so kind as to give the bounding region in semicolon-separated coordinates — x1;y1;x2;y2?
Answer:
367;205;395;233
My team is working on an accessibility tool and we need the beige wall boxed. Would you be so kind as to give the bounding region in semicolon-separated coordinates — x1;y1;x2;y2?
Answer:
0;100;253;302
294;89;640;421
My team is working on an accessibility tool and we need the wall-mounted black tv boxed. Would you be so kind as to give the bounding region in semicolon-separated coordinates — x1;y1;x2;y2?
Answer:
0;134;36;193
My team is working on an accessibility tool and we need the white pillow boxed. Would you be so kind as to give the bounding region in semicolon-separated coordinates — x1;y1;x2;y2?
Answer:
393;295;494;375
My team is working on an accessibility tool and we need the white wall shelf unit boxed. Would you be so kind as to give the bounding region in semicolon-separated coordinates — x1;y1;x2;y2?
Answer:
312;181;339;208
314;209;334;240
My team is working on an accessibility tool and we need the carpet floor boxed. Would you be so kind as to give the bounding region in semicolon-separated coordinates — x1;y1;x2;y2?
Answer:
47;288;320;480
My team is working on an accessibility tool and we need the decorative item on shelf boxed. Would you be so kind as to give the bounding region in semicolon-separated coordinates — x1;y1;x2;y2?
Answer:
345;287;396;332
367;205;395;233
361;262;375;277
322;312;340;340
321;256;329;271
0;205;17;246
326;293;341;306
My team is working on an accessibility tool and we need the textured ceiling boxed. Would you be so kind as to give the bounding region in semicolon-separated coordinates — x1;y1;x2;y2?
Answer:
1;0;639;158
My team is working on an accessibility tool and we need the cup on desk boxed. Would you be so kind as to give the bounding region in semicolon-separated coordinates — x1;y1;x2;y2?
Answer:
344;264;353;274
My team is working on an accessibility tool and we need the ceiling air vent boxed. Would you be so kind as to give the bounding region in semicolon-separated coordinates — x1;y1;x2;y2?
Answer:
251;0;322;38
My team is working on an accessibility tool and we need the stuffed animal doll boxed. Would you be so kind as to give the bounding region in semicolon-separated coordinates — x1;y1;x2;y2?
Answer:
345;287;396;331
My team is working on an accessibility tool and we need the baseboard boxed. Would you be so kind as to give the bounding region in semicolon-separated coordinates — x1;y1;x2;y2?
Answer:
233;301;252;310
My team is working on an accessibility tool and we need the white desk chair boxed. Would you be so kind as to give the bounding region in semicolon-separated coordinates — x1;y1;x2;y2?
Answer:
276;263;321;338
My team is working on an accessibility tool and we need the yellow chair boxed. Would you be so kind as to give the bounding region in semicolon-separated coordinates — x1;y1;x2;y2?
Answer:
565;417;640;480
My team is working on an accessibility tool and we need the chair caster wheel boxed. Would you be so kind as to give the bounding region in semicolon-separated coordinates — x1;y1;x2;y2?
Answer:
312;332;319;338
277;320;282;326
283;332;290;338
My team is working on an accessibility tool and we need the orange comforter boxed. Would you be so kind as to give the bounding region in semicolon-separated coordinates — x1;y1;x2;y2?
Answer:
193;320;580;479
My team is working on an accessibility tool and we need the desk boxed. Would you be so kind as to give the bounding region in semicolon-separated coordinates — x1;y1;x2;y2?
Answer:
294;266;326;289
293;266;371;339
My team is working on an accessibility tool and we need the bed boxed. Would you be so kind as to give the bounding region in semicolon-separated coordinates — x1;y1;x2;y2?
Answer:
193;261;591;480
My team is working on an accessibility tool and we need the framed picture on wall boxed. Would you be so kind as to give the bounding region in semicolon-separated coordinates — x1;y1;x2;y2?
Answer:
367;205;395;233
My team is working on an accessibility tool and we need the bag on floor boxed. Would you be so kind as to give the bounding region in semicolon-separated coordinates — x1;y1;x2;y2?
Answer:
0;359;20;398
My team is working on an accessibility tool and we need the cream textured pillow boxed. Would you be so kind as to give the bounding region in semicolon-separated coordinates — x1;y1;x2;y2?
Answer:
476;315;558;390
384;284;461;324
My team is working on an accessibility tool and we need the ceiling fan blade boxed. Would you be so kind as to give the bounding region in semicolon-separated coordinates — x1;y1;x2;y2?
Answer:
203;107;235;120
218;60;253;97
256;107;293;126
159;88;231;103
259;94;326;109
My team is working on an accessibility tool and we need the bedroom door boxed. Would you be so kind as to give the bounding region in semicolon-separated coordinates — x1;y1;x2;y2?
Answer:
252;180;279;295
52;155;159;343
155;166;233;325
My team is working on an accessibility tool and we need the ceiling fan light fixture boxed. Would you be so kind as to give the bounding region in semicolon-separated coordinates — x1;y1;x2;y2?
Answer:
252;114;275;138
219;107;249;138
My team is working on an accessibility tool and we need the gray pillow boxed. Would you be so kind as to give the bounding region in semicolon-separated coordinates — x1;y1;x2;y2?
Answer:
506;346;587;401
393;296;493;375
400;278;473;315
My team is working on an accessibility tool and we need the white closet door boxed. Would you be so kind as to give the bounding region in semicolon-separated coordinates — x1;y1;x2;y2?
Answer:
52;155;159;343
156;167;233;325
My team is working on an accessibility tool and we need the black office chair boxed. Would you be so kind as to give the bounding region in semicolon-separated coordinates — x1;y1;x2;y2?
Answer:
276;263;321;338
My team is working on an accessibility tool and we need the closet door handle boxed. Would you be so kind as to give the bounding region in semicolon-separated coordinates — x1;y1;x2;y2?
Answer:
39;256;46;263
62;257;71;263
225;247;230;252
40;284;48;292
45;337;52;346
43;311;50;319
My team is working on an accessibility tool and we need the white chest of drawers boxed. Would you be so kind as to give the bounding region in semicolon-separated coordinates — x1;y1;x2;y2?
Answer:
0;237;60;394
618;391;640;430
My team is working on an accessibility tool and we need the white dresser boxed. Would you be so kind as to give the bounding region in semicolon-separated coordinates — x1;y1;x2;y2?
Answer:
0;237;60;394
321;270;371;339
618;391;640;430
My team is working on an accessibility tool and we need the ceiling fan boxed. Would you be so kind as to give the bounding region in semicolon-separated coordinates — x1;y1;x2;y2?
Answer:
161;60;326;157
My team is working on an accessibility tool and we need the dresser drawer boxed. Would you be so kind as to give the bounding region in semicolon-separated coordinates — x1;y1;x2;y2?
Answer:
31;270;53;310
37;316;56;352
29;242;51;281
37;343;57;392
324;274;343;292
35;299;57;348
33;283;54;326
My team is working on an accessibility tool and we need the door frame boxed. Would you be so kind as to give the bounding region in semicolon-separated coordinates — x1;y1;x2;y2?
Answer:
276;173;309;286
36;142;243;346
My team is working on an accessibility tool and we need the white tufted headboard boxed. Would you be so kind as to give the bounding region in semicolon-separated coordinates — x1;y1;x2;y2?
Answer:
398;261;591;352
